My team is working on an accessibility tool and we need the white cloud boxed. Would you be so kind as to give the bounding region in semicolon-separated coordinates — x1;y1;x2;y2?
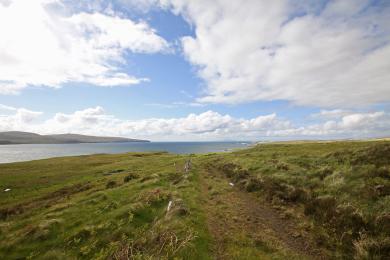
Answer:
0;104;17;112
15;108;43;123
0;105;42;130
340;111;384;129
146;101;205;108
295;111;388;137
311;109;351;119
1;104;389;140
0;0;168;94
160;0;390;107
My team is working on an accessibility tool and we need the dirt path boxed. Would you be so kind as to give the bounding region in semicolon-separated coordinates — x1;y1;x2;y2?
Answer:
199;167;329;260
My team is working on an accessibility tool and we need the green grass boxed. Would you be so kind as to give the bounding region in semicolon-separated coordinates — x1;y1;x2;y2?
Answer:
0;152;211;259
202;141;390;259
0;141;389;259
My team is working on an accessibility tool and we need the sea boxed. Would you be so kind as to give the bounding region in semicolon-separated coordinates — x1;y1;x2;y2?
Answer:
0;142;252;164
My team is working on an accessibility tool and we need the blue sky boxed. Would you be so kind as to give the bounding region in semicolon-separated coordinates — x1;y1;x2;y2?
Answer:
0;0;389;141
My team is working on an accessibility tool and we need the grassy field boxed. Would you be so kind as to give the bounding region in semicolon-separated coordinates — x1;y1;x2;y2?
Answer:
0;141;389;259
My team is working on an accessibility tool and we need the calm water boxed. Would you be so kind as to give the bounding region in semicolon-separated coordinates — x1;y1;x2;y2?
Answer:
0;142;251;164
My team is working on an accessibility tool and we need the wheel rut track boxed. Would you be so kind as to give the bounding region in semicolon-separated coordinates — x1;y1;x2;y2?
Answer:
199;168;329;260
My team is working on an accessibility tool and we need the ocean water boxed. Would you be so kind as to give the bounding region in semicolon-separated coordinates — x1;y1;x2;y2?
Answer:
0;142;252;164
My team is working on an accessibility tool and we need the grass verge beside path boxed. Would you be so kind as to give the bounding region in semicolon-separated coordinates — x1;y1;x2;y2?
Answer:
0;152;211;259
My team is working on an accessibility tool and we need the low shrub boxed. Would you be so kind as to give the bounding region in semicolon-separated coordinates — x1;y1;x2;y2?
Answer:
316;166;333;180
334;204;366;236
282;186;309;203
67;225;98;246
216;162;250;184
218;163;241;178
375;214;390;235
124;173;139;183
106;180;117;189
137;189;171;205
104;169;125;175
354;235;390;260
306;200;369;256
0;206;23;220
242;177;263;192
262;178;288;202
113;218;196;259
352;144;390;166
140;173;159;183
304;195;337;222
325;149;351;164
364;180;390;199
275;162;289;171
231;169;250;182
367;166;390;179
25;219;63;241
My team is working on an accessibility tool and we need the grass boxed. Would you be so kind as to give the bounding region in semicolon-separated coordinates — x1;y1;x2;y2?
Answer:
0;141;389;259
0;152;211;259
203;141;390;259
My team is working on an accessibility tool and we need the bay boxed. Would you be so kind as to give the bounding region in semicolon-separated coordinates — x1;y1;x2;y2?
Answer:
0;142;251;163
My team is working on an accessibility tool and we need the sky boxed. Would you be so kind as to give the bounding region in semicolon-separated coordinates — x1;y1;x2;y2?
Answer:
0;0;389;141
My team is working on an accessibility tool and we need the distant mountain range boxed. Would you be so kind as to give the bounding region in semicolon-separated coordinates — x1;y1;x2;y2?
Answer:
0;131;149;145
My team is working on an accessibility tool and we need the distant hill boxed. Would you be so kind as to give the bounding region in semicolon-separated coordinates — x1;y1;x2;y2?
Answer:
0;131;149;144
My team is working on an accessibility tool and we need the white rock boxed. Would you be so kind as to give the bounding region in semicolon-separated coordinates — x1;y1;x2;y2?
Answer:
167;200;173;212
4;188;11;192
229;183;234;187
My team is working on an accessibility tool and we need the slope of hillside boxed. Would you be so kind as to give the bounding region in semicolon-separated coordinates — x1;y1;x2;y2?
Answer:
0;131;54;144
46;133;149;143
0;141;389;259
0;131;149;144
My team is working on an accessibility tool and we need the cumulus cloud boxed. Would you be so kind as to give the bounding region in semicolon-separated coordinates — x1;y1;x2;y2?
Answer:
0;0;168;94
340;112;384;130
1;104;389;140
311;109;351;119
42;108;292;140
296;111;388;137
160;0;390;107
0;105;42;130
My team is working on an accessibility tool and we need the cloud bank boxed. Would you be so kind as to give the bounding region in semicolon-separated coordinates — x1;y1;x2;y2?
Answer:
161;0;390;107
0;0;168;94
2;0;389;109
1;104;389;141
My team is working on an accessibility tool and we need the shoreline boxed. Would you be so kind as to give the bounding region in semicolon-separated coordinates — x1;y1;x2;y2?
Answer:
0;141;252;164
